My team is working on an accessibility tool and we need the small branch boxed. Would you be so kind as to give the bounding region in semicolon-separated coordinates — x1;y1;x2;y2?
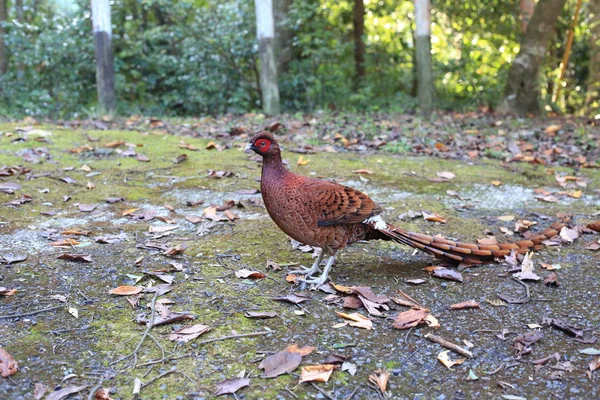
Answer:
0;305;65;320
344;384;362;400
310;382;336;400
196;331;272;346
142;367;177;389
424;333;474;358
512;277;530;298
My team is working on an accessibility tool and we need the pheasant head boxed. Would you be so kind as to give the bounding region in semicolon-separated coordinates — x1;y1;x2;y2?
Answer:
244;131;281;160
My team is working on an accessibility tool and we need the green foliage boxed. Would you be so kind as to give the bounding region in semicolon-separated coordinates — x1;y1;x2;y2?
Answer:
0;0;594;117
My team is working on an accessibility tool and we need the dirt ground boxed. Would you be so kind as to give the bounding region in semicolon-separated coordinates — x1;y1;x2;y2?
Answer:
1;115;599;399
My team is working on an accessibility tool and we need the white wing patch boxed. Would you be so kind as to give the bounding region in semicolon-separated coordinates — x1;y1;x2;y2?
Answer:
364;215;388;230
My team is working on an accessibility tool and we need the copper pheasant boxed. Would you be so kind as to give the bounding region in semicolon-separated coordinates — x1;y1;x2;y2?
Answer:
245;131;564;285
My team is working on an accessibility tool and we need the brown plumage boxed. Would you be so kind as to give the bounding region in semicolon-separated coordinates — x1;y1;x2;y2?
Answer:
245;131;565;285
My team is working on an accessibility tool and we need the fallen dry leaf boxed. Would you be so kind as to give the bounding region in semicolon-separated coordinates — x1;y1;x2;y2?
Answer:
590;356;600;372
109;285;143;296
392;308;433;330
297;155;310;166
437;350;465;369
448;300;480;310
368;370;389;395
46;385;88;400
422;211;447;224
0;347;18;377
543;272;560;287
0;287;17;296
213;377;250;396
436;171;456;181
57;253;92;263
234;269;266;279
336;311;373;329
168;324;211;343
513;252;540;281
352;169;373;175
259;347;303;378
244;311;278;319
299;364;335;383
559;226;579;243
272;293;311;304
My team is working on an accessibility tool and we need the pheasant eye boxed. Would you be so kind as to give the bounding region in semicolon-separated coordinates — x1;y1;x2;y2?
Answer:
256;139;271;151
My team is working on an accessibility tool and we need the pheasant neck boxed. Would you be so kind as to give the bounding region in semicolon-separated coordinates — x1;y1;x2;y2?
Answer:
261;152;288;181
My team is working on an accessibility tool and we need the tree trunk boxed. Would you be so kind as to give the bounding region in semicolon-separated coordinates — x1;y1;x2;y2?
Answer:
91;0;116;113
0;0;7;75
414;0;433;113
273;0;293;76
16;0;25;80
353;0;366;87
586;0;600;114
520;0;535;33
497;0;566;115
255;0;280;115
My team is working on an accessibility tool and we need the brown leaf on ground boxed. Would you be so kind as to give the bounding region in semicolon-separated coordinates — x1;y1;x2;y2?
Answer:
213;377;250;396
436;171;456;181
109;285;143;296
559;226;579;243
352;169;373;175
259;348;303;378
513;331;543;357
422;211;447;223
266;259;282;271
57;253;92;263
437;350;465;369
428;267;463;282
136;153;150;162
244;311;278;319
0;348;18;377
343;296;362;309
0;287;17;296
405;278;427;285
93;388;114;400
299;364;335;383
513;252;540;281
336;311;373;330
323;353;350;364
543;317;583;337
61;229;90;236
590;356;600;372
272;293;311;304
587;221;600;232
583;241;600;251
543;272;560;287
147;311;196;327
178;141;199;151
287;344;316;356
163;244;186;257
234;269;266;279
46;385;88;400
448;300;480;310
168;324;211;343
34;382;48;400
392;308;436;330
368;370;389;395
49;239;81;247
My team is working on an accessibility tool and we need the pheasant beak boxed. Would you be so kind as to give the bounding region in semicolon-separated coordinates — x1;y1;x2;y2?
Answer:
243;143;254;153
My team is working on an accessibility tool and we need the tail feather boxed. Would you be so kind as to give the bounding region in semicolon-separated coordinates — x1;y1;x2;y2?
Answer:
370;220;565;265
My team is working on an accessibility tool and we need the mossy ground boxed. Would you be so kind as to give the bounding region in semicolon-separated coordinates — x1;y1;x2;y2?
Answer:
0;122;599;399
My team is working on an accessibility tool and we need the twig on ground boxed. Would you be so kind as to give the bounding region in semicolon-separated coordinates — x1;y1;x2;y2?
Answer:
110;292;159;368
195;330;272;346
141;367;177;389
284;388;299;399
310;382;336;400
424;333;474;358
0;304;65;320
87;379;104;400
344;384;362;400
512;276;530;298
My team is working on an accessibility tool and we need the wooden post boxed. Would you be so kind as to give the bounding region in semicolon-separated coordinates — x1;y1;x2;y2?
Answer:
254;0;280;115
91;0;116;113
414;0;434;114
0;0;7;75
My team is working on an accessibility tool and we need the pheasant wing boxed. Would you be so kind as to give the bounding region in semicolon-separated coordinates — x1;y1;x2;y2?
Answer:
300;180;382;226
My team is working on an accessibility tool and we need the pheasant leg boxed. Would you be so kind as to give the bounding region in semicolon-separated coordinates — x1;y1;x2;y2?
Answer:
298;254;336;286
288;249;324;277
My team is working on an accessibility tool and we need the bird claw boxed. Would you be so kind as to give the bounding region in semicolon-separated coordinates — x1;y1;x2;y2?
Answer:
287;265;321;276
297;275;328;287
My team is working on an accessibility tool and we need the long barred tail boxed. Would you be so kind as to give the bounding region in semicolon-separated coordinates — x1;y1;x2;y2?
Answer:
367;217;566;265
